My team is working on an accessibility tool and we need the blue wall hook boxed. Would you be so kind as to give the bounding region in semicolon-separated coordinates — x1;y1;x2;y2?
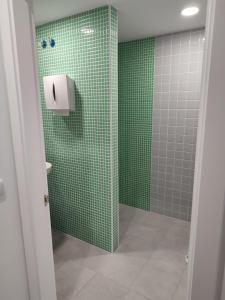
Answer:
41;40;47;49
50;38;56;48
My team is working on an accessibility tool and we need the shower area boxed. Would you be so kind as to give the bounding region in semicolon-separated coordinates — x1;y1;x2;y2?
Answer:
36;6;205;299
119;30;204;221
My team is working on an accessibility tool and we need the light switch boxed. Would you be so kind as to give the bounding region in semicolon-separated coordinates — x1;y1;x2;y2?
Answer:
0;179;6;203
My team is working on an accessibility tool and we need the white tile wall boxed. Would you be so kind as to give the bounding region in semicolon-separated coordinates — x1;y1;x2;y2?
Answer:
151;29;205;221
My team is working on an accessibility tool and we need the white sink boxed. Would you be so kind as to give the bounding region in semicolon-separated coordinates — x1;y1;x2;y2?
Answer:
46;162;52;174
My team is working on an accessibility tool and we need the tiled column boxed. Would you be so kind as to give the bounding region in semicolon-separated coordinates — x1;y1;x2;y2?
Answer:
37;6;119;252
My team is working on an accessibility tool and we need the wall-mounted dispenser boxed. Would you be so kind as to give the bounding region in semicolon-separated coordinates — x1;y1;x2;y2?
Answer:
43;75;75;116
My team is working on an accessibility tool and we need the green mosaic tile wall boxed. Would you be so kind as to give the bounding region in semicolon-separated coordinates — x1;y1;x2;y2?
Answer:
110;7;119;250
36;6;118;252
118;38;155;211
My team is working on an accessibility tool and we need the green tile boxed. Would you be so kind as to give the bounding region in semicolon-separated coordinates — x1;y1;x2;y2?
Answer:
110;6;119;250
118;38;155;211
36;6;118;252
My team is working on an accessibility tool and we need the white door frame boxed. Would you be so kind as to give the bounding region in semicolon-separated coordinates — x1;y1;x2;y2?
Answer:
0;0;56;299
1;0;225;299
188;0;225;299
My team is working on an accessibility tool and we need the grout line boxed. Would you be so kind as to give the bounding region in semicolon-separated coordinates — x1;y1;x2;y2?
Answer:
73;272;98;298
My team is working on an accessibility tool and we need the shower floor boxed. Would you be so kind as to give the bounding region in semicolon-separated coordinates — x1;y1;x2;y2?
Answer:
53;204;190;300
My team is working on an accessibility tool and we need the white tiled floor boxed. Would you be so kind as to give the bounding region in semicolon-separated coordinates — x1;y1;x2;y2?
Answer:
53;204;190;300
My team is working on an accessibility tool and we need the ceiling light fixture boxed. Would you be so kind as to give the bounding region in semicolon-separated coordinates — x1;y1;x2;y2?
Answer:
181;6;199;16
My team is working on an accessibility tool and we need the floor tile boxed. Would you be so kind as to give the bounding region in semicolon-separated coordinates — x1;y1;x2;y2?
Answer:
55;260;95;300
124;291;152;300
117;230;158;260
166;221;190;241
75;274;129;300
132;260;182;300
159;234;189;257
53;204;190;300
53;232;106;269
120;220;154;239
82;251;146;288
173;270;188;300
149;248;187;274
120;205;175;234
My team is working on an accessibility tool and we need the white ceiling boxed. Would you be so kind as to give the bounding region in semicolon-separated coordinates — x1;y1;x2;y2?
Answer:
33;0;207;42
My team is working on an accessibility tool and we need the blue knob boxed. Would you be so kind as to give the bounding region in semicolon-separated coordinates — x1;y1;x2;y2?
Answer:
41;40;47;49
50;39;56;48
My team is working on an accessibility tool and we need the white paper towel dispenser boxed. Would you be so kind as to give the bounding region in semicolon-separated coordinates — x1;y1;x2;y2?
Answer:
43;74;75;116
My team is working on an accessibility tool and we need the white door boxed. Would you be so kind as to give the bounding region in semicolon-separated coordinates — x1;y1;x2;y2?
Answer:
188;0;225;299
0;0;57;299
0;35;30;300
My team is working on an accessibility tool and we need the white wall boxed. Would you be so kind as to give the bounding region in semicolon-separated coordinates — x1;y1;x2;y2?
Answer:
0;38;29;299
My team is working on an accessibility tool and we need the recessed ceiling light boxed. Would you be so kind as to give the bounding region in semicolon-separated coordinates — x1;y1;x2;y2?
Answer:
181;6;199;16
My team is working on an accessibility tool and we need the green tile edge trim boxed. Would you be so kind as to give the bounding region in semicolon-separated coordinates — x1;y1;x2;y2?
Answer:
109;6;119;251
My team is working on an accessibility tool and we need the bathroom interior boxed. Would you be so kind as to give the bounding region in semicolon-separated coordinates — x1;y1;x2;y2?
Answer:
34;0;206;299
